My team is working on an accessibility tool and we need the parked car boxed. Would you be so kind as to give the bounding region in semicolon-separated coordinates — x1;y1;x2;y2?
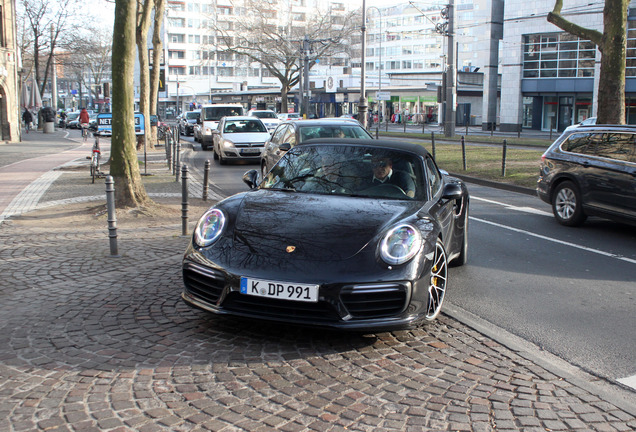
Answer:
179;110;200;136
261;118;373;178
537;124;636;226
199;104;246;150
277;112;301;121
248;109;281;133
182;139;469;330
212;116;271;164
563;116;597;133
66;112;81;129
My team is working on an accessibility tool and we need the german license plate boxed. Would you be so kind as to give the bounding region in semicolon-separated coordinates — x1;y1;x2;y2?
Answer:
241;148;260;155
240;277;319;302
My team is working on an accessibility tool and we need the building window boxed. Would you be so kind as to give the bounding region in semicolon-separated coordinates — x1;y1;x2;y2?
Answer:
168;50;185;59
170;34;185;44
523;33;596;79
168;18;185;28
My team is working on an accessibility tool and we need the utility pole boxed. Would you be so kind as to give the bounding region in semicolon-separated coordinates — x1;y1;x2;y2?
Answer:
443;0;456;137
303;36;310;118
50;24;57;112
358;0;368;129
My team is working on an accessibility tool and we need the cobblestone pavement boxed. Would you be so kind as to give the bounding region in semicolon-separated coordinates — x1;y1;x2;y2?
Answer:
0;136;635;431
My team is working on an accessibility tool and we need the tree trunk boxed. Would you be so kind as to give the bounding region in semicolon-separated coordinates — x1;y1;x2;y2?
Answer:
136;0;153;151
597;0;628;124
111;0;150;208
149;0;165;145
548;0;629;124
280;86;289;113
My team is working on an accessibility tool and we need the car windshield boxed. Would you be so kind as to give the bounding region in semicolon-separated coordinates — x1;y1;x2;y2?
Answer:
202;107;242;121
299;125;371;141
67;113;79;120
223;119;267;133
261;144;424;200
251;111;277;119
186;112;200;120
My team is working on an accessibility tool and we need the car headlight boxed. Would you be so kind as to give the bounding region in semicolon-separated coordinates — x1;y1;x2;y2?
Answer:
204;128;212;135
221;139;235;149
194;209;226;247
380;224;422;265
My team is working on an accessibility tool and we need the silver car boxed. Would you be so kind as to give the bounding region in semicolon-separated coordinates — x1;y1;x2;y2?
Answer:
212;116;271;165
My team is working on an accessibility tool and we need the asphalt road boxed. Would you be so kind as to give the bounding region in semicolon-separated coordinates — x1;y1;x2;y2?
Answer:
181;135;636;392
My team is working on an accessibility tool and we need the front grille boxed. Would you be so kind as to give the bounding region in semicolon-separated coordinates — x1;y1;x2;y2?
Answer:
222;292;340;322
183;263;226;305
340;283;409;319
234;143;265;148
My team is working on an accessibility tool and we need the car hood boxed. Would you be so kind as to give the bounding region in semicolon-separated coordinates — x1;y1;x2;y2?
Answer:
224;132;271;143
230;190;421;262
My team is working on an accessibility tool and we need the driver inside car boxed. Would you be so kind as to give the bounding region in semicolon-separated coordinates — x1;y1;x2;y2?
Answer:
366;156;416;198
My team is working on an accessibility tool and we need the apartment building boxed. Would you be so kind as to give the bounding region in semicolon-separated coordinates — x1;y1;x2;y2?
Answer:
160;0;352;116
0;0;20;141
501;0;636;132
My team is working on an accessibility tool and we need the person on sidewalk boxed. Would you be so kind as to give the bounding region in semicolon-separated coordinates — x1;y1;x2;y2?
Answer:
22;109;33;133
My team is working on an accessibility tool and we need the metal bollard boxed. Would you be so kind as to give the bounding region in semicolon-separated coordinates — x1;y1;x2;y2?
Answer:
502;139;508;177
431;132;436;161
403;119;407;133
105;175;119;257
461;135;467;170
181;164;189;236
172;132;177;175
175;141;181;182
165;129;171;169
203;160;210;201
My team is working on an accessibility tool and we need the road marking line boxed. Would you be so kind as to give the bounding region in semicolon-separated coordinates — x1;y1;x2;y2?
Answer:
472;195;553;217
471;216;636;265
617;374;636;390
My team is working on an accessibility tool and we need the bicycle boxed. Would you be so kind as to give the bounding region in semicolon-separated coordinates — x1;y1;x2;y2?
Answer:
81;123;89;142
90;135;101;184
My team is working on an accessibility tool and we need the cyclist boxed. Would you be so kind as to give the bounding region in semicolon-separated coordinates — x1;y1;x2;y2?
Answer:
79;107;90;140
22;109;33;133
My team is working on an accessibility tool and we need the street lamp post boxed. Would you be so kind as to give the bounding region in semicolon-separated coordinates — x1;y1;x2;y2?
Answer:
358;0;368;129
368;6;382;138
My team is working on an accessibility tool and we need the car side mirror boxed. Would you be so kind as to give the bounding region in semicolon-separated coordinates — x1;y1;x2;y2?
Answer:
441;182;463;200
279;142;291;151
243;169;259;189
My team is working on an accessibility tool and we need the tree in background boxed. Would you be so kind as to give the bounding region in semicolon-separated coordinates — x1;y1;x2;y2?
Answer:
211;0;358;113
111;0;149;207
63;30;112;108
18;0;80;99
149;0;166;144
548;0;630;124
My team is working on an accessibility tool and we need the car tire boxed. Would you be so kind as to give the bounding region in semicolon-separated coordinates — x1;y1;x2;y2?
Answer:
261;163;268;179
219;151;227;165
425;238;448;321
213;146;218;159
552;180;587;227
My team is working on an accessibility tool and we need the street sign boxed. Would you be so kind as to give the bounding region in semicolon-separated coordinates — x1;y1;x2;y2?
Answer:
375;91;391;101
97;113;145;136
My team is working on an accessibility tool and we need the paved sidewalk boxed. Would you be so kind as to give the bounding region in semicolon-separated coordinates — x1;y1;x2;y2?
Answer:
0;133;635;431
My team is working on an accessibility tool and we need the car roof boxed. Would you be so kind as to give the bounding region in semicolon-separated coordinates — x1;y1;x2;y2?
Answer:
285;119;365;126
296;138;431;158
564;124;636;131
223;116;264;121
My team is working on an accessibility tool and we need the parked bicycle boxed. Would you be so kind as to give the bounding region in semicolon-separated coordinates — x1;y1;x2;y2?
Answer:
90;135;101;184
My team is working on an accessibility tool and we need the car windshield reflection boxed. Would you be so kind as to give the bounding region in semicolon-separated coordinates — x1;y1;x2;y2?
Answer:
261;145;423;200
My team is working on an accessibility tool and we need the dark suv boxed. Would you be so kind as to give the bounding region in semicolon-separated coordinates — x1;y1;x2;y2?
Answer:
537;125;636;226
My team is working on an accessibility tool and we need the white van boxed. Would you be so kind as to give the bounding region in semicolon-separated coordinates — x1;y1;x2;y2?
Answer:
199;104;245;150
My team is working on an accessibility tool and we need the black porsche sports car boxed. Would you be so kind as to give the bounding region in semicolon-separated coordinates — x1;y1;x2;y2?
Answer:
182;139;469;331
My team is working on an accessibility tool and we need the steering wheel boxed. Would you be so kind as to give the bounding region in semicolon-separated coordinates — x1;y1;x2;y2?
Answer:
363;183;408;198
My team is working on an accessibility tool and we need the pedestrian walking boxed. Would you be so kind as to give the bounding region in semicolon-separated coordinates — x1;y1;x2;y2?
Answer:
22;109;33;133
